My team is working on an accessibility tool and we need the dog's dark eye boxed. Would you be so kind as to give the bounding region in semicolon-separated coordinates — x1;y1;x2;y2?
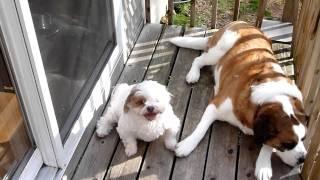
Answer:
135;99;145;106
302;136;306;141
280;142;296;150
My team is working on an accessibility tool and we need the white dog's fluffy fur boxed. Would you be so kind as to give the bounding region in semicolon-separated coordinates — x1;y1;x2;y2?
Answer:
96;80;180;157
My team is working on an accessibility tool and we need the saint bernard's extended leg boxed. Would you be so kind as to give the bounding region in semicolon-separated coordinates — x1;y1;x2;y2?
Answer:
255;145;273;180
186;30;240;83
175;103;218;157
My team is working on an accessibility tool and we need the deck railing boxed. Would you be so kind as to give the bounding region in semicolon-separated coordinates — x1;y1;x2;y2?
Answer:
167;0;299;28
164;0;320;179
294;0;320;179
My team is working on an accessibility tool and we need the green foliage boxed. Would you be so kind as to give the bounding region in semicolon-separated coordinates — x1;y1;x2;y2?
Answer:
173;0;272;26
173;2;191;26
240;0;272;17
174;14;190;26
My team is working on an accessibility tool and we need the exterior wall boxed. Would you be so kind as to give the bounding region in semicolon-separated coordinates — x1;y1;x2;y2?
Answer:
121;0;145;59
150;0;168;23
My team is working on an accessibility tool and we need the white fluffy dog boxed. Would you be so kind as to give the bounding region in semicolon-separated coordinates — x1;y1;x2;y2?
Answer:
96;80;180;157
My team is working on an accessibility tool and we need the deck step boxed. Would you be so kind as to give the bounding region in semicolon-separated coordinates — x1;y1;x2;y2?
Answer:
261;19;293;43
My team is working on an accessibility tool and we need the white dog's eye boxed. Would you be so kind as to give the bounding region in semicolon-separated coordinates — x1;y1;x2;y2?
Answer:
135;99;145;106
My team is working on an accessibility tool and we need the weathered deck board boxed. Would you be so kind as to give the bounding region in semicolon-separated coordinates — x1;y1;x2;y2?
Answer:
104;23;164;180
69;24;299;180
261;20;293;43
171;27;209;180
203;28;240;180
137;25;183;180
237;135;260;180
72;24;163;180
204;122;239;180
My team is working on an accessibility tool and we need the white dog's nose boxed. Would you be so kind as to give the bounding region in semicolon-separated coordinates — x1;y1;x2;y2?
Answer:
297;155;305;165
147;106;154;112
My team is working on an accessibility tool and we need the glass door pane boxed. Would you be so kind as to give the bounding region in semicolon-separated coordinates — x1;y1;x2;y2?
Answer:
0;48;33;179
28;0;115;140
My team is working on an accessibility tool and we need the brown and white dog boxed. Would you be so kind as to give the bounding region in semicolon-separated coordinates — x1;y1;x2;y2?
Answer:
170;21;307;180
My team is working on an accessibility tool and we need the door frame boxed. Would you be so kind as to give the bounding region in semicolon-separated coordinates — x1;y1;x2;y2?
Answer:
0;0;126;178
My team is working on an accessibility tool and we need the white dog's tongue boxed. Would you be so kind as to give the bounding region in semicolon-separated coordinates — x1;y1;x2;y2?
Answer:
144;112;157;121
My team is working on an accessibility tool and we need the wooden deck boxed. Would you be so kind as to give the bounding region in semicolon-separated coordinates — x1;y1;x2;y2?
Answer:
65;24;299;180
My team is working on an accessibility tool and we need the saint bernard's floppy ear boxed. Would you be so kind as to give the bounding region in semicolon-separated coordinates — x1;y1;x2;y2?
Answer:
253;111;278;145
124;85;138;113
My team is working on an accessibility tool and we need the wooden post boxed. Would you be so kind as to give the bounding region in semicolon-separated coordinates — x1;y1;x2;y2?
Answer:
233;0;240;21
282;0;297;23
290;0;299;57
211;0;218;29
168;0;174;25
190;0;196;27
255;0;268;28
293;0;320;179
145;0;150;23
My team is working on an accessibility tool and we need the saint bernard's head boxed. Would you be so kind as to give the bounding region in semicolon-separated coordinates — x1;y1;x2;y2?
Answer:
253;96;308;166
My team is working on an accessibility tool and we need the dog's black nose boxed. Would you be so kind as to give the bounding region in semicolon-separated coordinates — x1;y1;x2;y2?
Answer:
147;106;154;112
297;156;305;164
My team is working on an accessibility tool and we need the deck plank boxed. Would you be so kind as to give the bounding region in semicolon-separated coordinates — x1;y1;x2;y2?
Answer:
71;23;298;180
170;27;211;180
137;25;183;180
72;24;163;180
203;29;239;180
237;135;260;180
204;122;239;180
106;23;173;179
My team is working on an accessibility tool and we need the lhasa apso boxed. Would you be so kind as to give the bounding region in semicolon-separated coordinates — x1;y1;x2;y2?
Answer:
96;80;180;157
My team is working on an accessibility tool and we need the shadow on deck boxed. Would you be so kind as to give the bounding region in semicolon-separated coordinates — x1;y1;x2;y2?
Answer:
65;24;299;180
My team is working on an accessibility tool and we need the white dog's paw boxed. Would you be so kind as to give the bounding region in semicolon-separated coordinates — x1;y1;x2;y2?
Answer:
255;166;272;180
186;69;200;84
165;138;177;151
125;143;137;157
96;117;112;137
175;138;196;157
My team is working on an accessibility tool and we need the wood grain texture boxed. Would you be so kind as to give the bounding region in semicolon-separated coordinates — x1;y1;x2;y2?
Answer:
293;1;320;178
237;135;260;180
233;0;240;21
210;0;218;29
282;0;298;23
190;0;196;27
171;27;210;180
168;0;174;25
255;0;268;28
204;122;239;180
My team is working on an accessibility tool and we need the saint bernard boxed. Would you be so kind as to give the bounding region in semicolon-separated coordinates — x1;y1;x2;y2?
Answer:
170;21;307;180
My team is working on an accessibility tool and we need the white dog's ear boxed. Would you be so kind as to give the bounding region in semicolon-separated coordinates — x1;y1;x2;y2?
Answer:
124;86;138;112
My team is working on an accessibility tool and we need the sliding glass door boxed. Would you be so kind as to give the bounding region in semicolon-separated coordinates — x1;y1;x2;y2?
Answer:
0;41;34;180
0;0;122;177
28;0;115;140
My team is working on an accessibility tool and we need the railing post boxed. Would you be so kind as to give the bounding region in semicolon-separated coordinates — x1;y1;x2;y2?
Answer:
255;0;268;28
190;0;196;27
211;0;218;29
168;0;174;25
145;0;150;23
233;0;240;21
282;0;298;22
